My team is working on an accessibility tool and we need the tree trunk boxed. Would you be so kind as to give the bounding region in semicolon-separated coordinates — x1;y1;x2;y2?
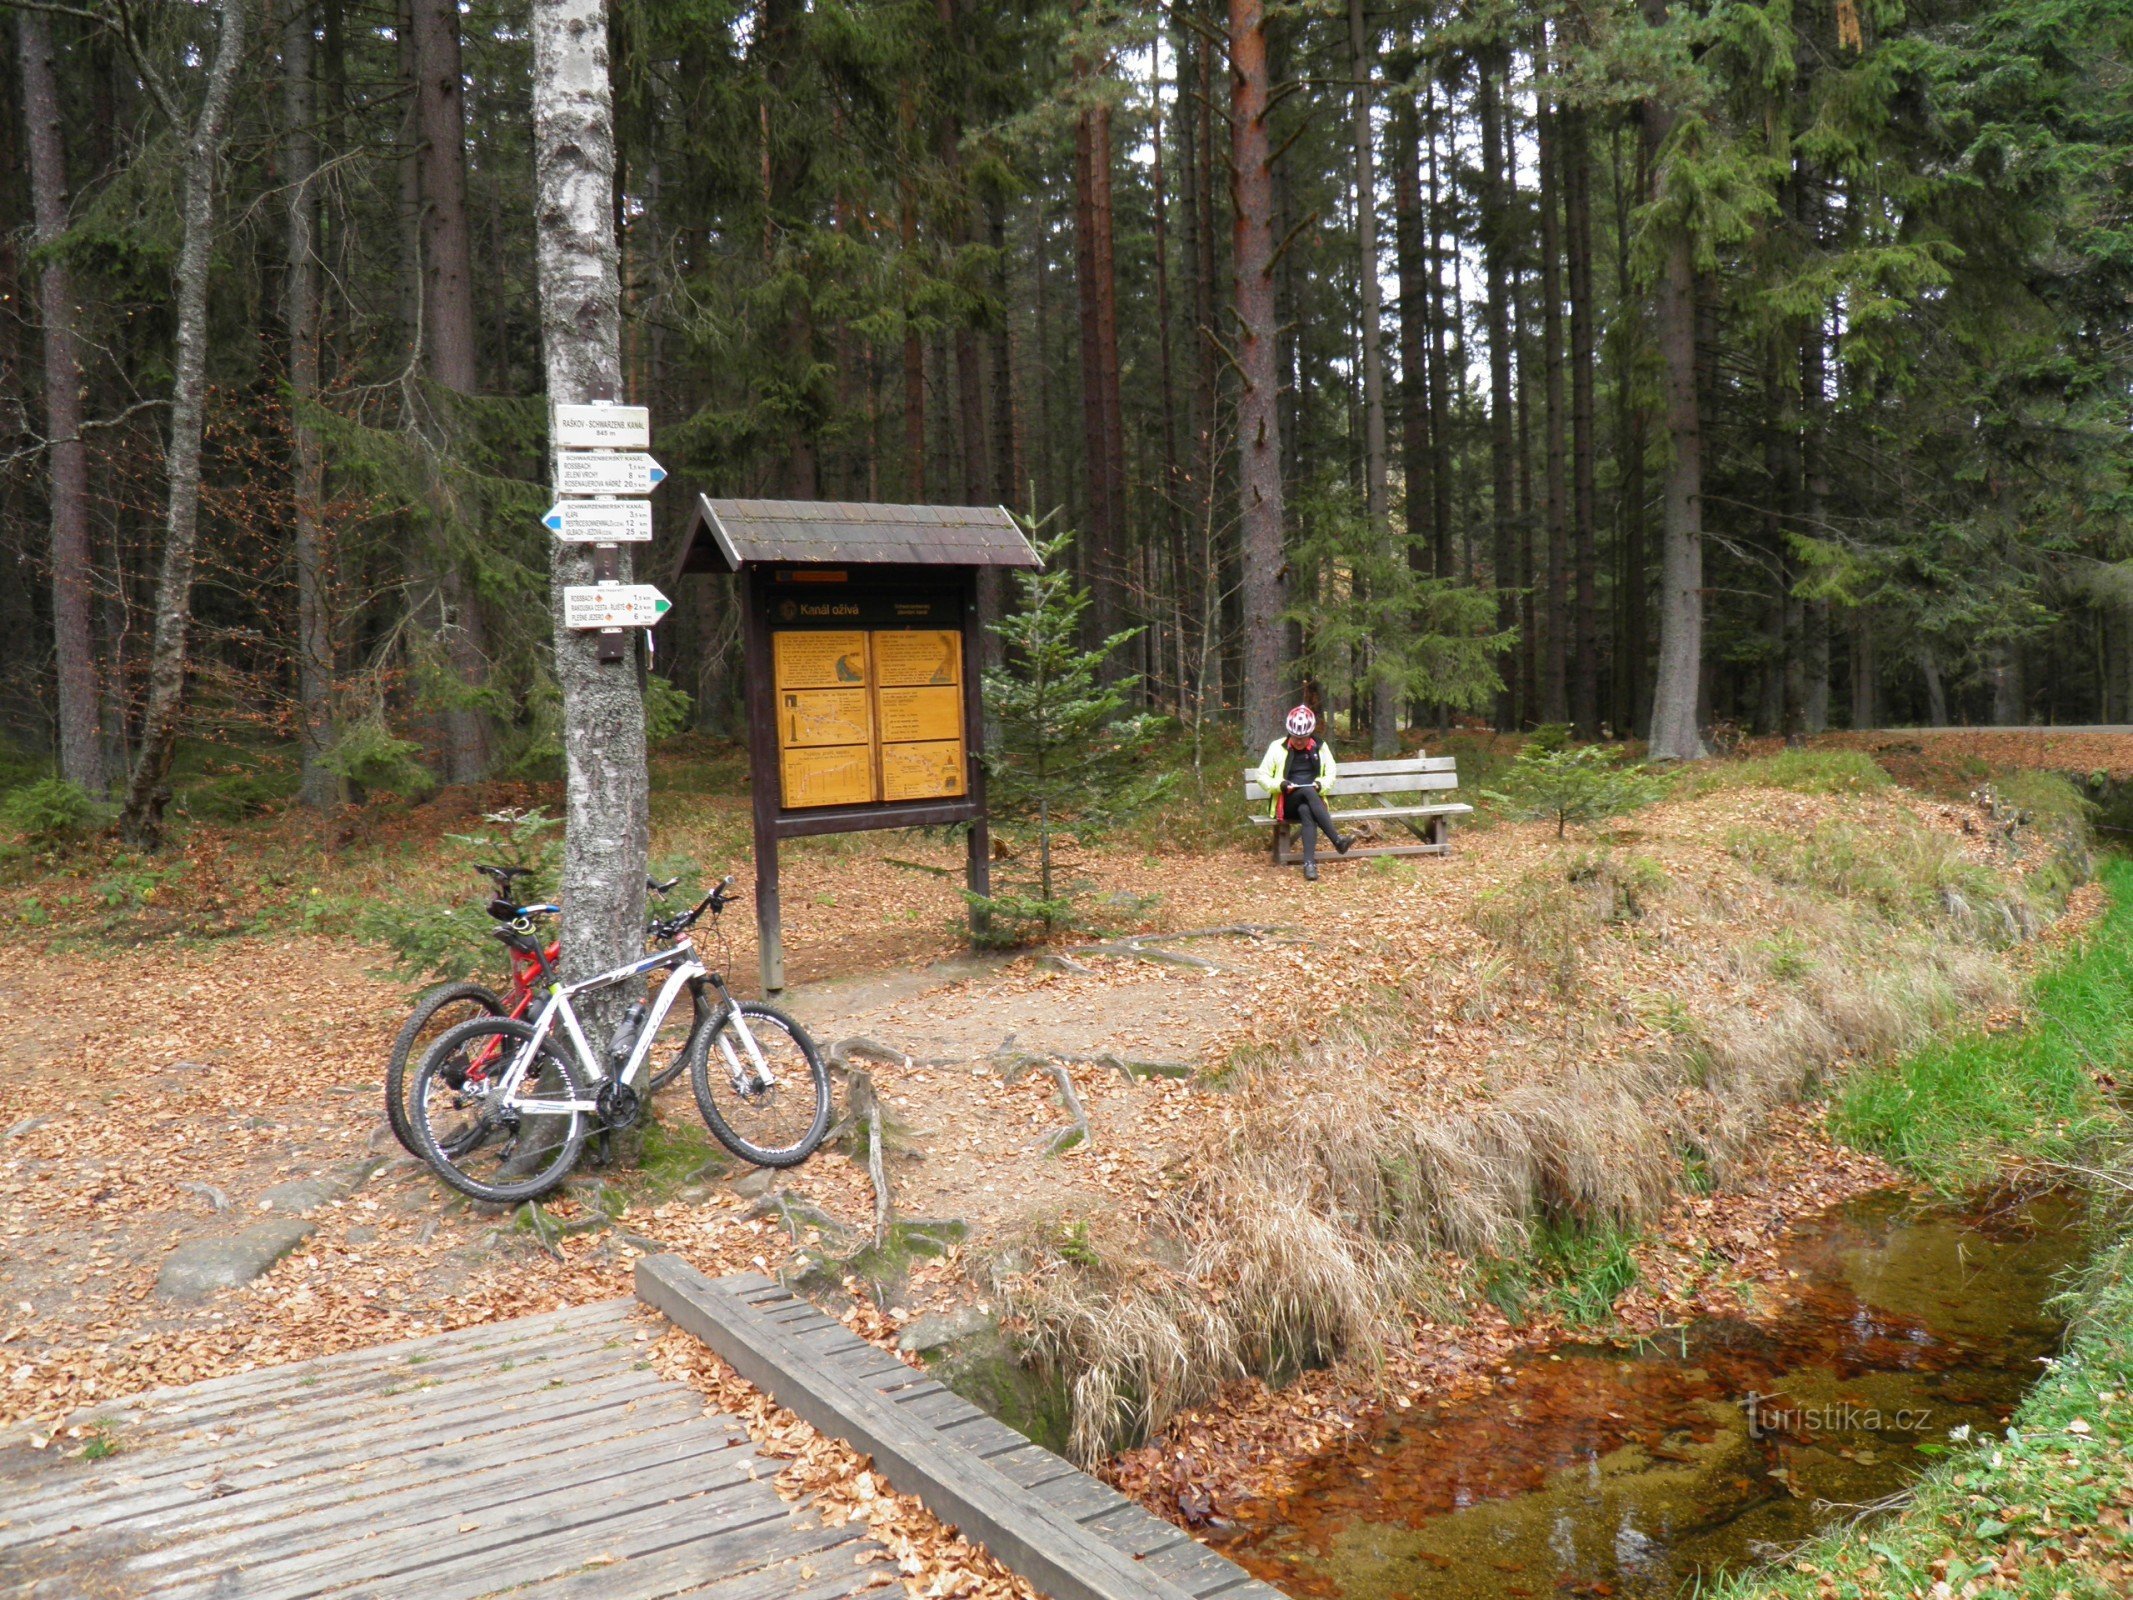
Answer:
281;1;340;810
117;0;252;850
1991;642;2025;725
16;11;103;794
1426;80;1454;584
1800;308;1832;733
1074;85;1128;660
1641;3;1706;763
1921;643;1949;726
1477;48;1518;730
1231;0;1287;739
1536;70;1570;728
1349;0;1397;756
1394;93;1434;593
412;0;491;784
1564;103;1600;739
1850;610;1878;729
531;0;650;1028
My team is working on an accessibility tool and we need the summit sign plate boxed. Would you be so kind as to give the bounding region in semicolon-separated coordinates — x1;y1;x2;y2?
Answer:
550;402;651;450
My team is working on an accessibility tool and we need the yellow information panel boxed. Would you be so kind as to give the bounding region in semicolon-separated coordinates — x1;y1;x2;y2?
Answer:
774;630;869;689
771;624;966;809
882;740;967;802
782;744;875;809
780;687;870;748
873;629;961;688
877;685;963;745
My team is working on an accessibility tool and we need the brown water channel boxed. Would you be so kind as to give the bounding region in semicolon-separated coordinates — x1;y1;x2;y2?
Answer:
1208;1188;2084;1599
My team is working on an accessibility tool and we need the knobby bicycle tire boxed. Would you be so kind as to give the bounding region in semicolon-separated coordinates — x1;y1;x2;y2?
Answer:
689;1001;833;1169
384;982;505;1154
409;1016;588;1203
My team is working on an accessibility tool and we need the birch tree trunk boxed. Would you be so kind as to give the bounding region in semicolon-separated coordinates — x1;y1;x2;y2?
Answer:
1348;0;1397;756
118;0;252;850
1641;0;1707;762
531;0;649;1024
282;0;340;810
16;12;103;795
1231;0;1288;740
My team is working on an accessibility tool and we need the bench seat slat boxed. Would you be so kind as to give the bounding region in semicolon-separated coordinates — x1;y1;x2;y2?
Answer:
1242;771;1461;800
1247;802;1472;826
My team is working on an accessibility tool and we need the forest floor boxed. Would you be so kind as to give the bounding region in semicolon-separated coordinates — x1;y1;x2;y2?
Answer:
0;727;2125;1595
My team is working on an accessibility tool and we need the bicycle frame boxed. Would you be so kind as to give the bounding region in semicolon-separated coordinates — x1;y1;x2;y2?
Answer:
486;936;777;1117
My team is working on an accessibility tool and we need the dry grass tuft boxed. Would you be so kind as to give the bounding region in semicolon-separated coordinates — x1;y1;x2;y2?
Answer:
995;786;2087;1463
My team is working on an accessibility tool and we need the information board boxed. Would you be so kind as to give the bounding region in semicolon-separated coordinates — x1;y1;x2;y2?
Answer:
769;616;967;809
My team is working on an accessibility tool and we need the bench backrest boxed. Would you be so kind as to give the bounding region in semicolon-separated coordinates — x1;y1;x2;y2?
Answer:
1242;753;1459;801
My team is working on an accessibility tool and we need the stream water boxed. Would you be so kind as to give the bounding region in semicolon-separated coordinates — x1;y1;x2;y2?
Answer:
1207;1188;2084;1599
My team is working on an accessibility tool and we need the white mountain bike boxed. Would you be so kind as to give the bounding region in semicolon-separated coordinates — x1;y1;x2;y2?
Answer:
408;878;832;1203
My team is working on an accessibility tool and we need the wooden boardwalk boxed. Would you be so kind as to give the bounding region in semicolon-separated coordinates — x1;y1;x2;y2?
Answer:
0;1299;888;1600
640;1259;1289;1600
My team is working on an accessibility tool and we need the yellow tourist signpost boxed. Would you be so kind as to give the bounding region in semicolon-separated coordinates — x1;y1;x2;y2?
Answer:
672;499;1040;991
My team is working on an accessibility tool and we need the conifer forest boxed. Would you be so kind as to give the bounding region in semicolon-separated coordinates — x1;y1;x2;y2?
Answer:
1;0;2129;828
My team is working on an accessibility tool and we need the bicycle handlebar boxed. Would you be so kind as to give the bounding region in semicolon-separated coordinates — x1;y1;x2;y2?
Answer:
646;875;736;942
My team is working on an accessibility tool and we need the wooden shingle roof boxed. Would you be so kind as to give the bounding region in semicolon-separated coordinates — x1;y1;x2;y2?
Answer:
677;497;1041;576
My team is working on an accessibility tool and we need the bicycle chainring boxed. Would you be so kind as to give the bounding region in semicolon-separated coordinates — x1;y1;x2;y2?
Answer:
594;1079;642;1130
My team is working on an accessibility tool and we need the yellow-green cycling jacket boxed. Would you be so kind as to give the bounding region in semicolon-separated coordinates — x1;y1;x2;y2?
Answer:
1255;736;1337;819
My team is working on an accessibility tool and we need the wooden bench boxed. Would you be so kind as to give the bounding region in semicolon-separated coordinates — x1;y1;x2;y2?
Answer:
1244;753;1473;867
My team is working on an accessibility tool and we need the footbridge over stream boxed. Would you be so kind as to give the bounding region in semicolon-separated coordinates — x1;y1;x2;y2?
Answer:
0;1277;1284;1600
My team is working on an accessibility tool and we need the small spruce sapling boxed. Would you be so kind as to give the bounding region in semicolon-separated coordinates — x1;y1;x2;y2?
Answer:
976;529;1171;940
1488;744;1670;838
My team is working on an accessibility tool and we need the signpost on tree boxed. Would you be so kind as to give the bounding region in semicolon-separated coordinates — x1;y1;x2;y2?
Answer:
530;0;652;1044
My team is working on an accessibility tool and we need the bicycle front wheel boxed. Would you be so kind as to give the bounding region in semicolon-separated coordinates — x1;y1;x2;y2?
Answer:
410;1017;588;1203
690;1002;832;1168
385;982;505;1154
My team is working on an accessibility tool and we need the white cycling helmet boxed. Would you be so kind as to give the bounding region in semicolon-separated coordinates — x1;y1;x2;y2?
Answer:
1285;704;1317;737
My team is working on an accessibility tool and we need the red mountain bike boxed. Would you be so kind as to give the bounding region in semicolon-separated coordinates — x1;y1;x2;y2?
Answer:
382;866;696;1155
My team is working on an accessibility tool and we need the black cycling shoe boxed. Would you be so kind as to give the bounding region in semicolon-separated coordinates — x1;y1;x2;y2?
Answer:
1303;860;1320;882
1334;833;1356;855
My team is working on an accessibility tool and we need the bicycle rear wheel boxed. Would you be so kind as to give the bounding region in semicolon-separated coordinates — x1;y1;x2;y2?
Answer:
690;1002;832;1168
384;982;505;1154
410;1017;587;1203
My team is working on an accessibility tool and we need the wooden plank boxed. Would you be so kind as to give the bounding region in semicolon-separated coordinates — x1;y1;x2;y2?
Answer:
508;1517;876;1600
66;1303;632;1429
932;1411;1034;1460
988;1444;1084;1493
1134;1535;1268;1598
129;1423;748;1575
1028;1468;1131;1526
1247;802;1473;826
0;1377;689;1542
1243;768;1459;799
52;1392;714;1544
155;1453;779;1600
1082;1500;1195;1558
896;1387;978;1427
639;1256;1200;1600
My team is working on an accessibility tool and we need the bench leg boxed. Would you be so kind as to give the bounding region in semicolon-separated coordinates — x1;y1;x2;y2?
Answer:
1271;822;1288;867
1430;814;1448;849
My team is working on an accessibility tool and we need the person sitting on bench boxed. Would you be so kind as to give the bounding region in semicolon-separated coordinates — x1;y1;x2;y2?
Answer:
1256;705;1354;880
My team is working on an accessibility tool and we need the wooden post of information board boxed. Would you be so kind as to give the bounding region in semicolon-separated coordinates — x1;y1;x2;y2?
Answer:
739;568;786;993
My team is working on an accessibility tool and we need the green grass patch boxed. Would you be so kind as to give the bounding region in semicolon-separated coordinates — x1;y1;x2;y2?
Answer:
1688;747;1893;797
1480;1217;1641;1326
1829;855;2133;1188
1730;817;2037;942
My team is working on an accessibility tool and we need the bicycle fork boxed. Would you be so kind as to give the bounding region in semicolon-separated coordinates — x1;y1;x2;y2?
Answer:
716;1007;778;1093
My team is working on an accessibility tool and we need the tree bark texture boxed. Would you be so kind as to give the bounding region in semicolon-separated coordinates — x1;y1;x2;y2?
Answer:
531;0;650;1015
1477;50;1518;730
1641;7;1706;763
1073;85;1127;656
1231;0;1287;739
16;11;102;794
1349;0;1396;756
282;1;340;810
1537;75;1570;728
118;0;252;849
1393;95;1434;587
1563;103;1600;739
412;0;492;783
